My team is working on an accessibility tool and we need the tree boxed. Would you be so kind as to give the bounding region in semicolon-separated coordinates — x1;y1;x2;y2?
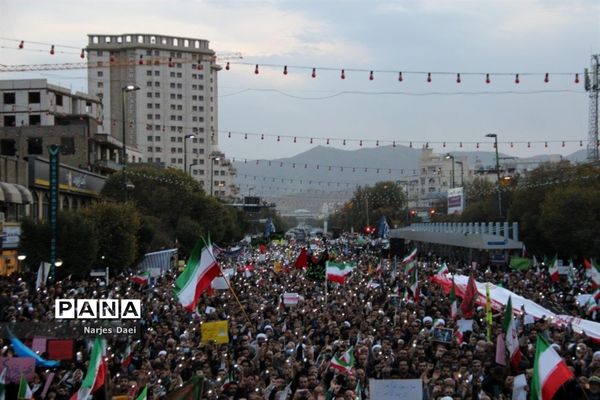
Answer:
83;202;141;273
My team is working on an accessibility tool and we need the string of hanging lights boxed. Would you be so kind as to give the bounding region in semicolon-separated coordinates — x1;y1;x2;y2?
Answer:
0;37;583;84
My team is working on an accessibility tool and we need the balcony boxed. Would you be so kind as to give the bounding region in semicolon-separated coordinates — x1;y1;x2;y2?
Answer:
94;159;123;172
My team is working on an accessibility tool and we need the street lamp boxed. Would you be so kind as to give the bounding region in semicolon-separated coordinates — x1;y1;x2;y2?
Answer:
183;134;195;176
445;154;456;188
485;133;502;219
455;161;464;187
54;259;63;267
17;254;26;273
122;84;140;202
210;155;221;196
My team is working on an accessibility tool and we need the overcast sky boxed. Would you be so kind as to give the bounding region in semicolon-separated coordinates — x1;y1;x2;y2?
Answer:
1;0;599;161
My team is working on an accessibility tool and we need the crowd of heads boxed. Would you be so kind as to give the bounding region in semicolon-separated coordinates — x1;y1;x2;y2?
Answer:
0;233;599;399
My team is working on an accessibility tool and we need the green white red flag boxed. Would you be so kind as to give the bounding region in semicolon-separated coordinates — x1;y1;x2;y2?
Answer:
17;375;32;399
584;259;600;289
548;255;560;283
436;263;449;276
502;296;522;372
326;261;356;284
70;337;106;400
531;334;573;400
330;346;355;374
409;268;419;302
131;271;150;285
450;278;458;319
174;238;221;311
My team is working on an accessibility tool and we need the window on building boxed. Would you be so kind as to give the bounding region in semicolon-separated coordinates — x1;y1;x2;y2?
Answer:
3;92;16;104
155;125;161;130
29;115;41;125
28;92;41;103
147;81;153;87
147;157;153;162
177;148;183;153
177;73;182;78
170;83;176;88
199;85;204;90
177;83;182;89
27;137;43;155
154;71;160;76
193;170;198;175
154;82;160;87
177;116;182;121
155;114;160;119
155;147;162;152
155;157;161;162
60;137;75;154
192;138;198;143
171;137;176;142
170;116;176;121
147;92;152;98
0;139;16;156
155;103;160;109
3;115;16;126
155;92;160;98
146;70;152;76
199;74;204;80
171;147;176;153
178;158;182;163
55;94;63;106
155;136;160;141
198;149;204;154
170;72;176;78
147;147;153;152
147;103;153;109
171;158;176;163
147;114;153;119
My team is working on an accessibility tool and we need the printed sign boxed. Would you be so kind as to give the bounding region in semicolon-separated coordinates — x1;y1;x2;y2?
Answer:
283;292;300;305
0;357;36;383
369;379;423;400
447;187;464;215
201;320;229;344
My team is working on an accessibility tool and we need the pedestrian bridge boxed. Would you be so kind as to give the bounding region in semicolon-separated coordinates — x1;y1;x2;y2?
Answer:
390;222;523;251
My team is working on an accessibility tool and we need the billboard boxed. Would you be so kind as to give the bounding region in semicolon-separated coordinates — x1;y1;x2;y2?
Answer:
447;187;464;215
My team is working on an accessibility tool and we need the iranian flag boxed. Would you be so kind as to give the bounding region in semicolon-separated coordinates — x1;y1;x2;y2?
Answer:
70;338;106;400
584;259;600;289
174;238;221;311
326;261;356;284
17;375;32;400
131;271;150;285
548;255;560;283
502;296;522;372
402;248;418;265
531;334;573;400
436;263;449;276
409;268;420;302
331;346;355;374
585;296;598;316
404;260;416;274
135;387;147;400
449;278;458;320
122;341;135;368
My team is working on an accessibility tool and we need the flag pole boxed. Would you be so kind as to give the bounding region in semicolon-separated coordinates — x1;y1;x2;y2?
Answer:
204;238;253;327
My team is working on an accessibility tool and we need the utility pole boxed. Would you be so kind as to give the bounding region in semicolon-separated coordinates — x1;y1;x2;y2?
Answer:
486;133;502;219
586;54;599;161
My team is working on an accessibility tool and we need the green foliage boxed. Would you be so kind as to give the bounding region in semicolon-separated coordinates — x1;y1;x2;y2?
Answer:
57;212;98;278
328;181;406;232
18;217;49;272
82;202;141;273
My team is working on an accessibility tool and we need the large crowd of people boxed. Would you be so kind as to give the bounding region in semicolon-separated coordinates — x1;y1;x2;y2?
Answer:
0;233;598;400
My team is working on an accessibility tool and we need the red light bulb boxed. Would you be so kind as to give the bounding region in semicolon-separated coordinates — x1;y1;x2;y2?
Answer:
310;138;313;144
244;133;247;139
376;140;379;146
80;49;86;59
277;136;280;142
476;142;479;149
294;137;297;143
261;134;264;140
409;141;412;148
544;73;549;83
515;73;520;84
369;70;374;81
359;140;362;146
459;142;463;148
139;55;144;65
341;69;346;79
311;68;316;78
427;72;432;83
486;73;490;84
456;73;461;84
562;141;565;147
343;139;346;145
575;73;579;84
228;132;231;138
18;40;24;49
225;62;230;70
50;45;55;55
110;52;115;63
282;65;287;75
254;64;259;74
398;72;403;82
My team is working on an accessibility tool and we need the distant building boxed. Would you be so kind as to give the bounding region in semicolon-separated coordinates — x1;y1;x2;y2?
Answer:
85;33;237;198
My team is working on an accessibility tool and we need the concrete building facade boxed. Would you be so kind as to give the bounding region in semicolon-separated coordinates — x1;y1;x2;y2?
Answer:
85;33;237;198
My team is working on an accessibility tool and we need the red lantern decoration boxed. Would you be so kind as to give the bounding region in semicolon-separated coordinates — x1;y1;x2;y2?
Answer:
80;49;86;59
254;64;259;74
18;40;24;49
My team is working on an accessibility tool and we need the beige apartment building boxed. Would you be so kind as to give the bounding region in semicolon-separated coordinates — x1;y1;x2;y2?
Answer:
85;33;237;198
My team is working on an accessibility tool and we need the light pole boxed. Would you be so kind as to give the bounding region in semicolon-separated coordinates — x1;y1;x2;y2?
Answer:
183;134;195;176
455;161;464;187
17;254;26;273
486;133;502;219
210;156;221;196
445;154;456;188
122;84;140;202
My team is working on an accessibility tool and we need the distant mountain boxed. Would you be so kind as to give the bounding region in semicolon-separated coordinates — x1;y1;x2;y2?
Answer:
233;145;594;212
